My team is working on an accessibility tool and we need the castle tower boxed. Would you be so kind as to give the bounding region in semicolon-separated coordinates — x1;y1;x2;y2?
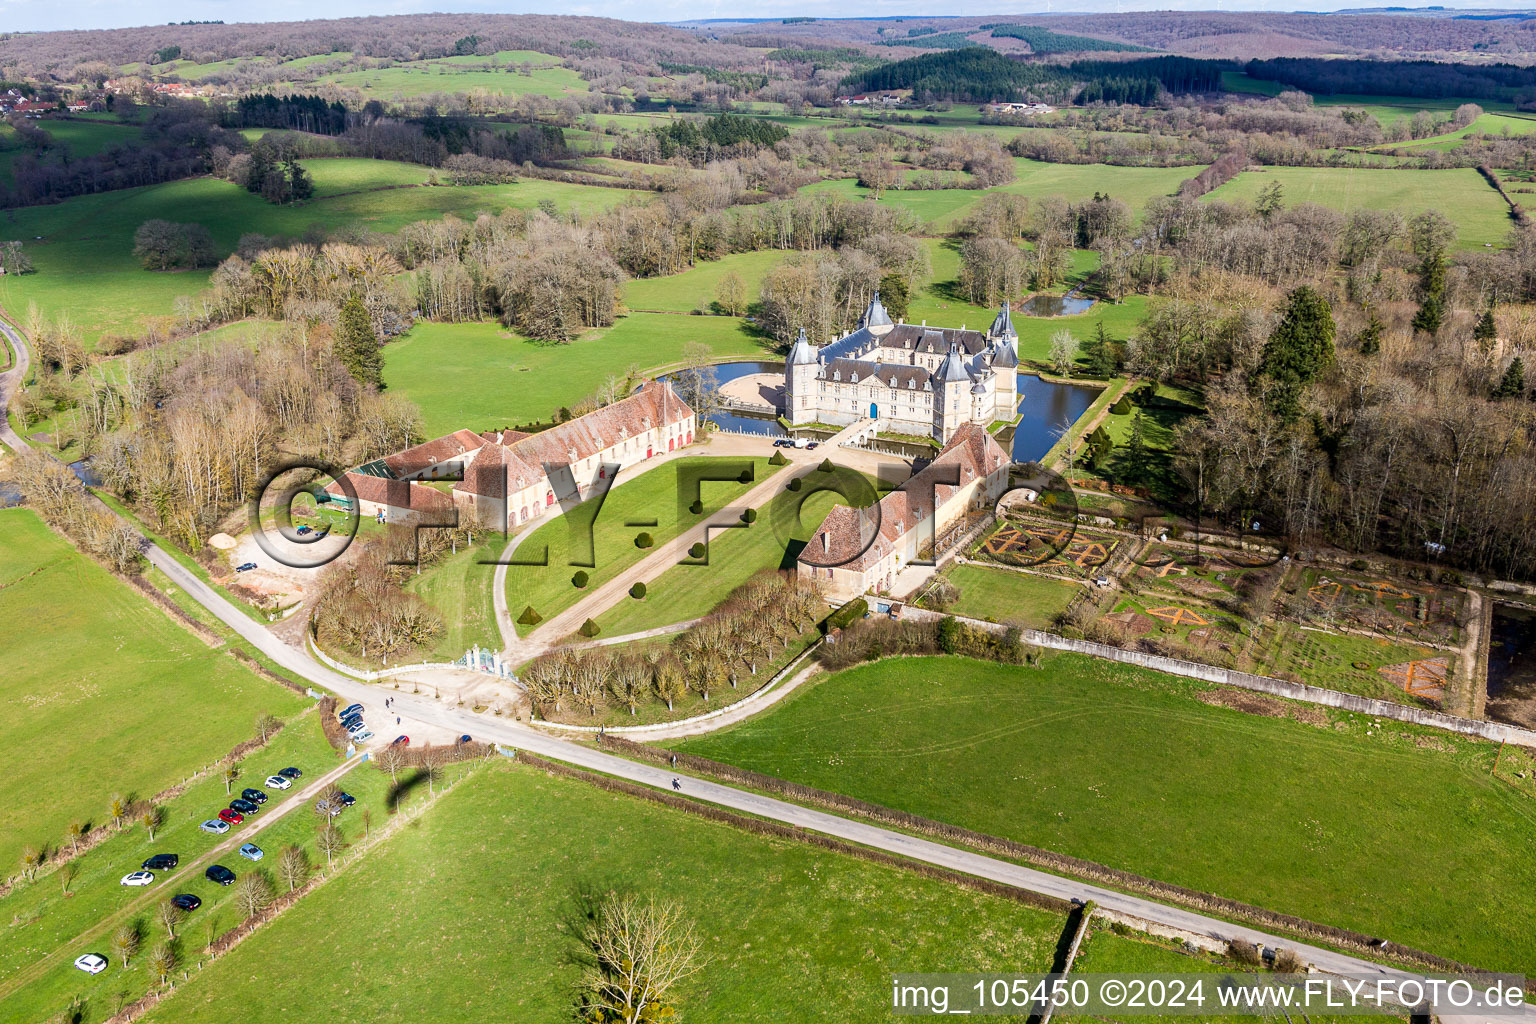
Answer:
861;292;895;337
932;343;971;442
784;328;821;426
987;301;1020;421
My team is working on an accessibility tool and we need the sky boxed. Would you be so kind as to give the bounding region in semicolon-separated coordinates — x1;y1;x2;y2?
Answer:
0;0;1520;34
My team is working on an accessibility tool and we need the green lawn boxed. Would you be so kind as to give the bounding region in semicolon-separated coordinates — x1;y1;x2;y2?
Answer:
0;714;427;1024
506;455;776;637
0;508;310;872
137;763;1064;1024
1206;166;1512;248
677;654;1536;974
316;55;588;103
406;536;502;662
0;167;633;343
624;250;787;313
1062;928;1393;1024
382;314;776;437
996;159;1190;222
596;469;878;636
933;563;1080;627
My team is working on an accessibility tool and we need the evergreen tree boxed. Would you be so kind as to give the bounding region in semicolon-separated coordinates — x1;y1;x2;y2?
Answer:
1494;357;1525;399
1474;309;1497;350
1412;293;1444;336
877;274;909;322
1088;320;1118;377
1357;309;1382;355
335;294;381;387
285;157;315;202
245;147;274;194
1122;410;1151;484
1259;285;1336;422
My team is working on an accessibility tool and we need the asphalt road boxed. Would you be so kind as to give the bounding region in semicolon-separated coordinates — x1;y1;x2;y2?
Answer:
0;312;1521;1019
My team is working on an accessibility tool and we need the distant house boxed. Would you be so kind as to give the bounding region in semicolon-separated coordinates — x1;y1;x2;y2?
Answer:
980;101;1054;116
840;91;906;107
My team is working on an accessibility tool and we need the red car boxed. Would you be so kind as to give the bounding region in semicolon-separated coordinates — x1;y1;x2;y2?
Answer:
391;735;410;747
217;808;244;825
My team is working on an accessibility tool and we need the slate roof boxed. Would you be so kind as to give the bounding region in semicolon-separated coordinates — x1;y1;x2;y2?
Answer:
816;358;933;390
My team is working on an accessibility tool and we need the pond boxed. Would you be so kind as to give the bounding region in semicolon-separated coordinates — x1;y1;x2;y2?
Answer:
69;458;103;487
1487;603;1536;729
1020;292;1097;317
660;360;787;437
1009;373;1101;463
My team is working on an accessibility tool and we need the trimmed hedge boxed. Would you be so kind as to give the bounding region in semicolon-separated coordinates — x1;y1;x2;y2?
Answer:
770;450;789;466
572;570;589;589
689;498;704;515
818;457;834;472
688;542;706;559
738;467;754;483
517;605;542;626
740;507;758;524
579;618;601;638
634;531;654;549
825;597;869;632
787;477;803;491
1110;396;1132;415
630;581;647;599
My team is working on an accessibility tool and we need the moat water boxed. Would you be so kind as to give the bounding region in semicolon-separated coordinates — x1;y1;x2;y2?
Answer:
665;362;1100;462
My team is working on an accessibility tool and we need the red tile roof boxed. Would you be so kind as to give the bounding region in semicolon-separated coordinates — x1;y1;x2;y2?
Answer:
800;422;1008;572
324;472;454;515
383;429;486;476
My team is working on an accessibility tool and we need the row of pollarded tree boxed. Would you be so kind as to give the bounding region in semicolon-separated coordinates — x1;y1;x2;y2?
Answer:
520;572;825;720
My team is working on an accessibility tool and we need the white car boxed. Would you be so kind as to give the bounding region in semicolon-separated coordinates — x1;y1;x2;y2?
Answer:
74;953;108;975
120;871;154;887
199;819;230;835
265;775;292;790
345;720;367;735
351;730;374;743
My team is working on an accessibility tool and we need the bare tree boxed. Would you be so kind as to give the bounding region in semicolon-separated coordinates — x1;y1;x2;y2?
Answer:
418;746;446;797
141;806;163;843
59;861;78;895
233;873;275;919
577;892;708;1024
315;823;345;871
609;654;648;716
652;655;686;712
158;900;183;940
111;923;140;968
109;793;129;830
65;821;84;856
146;942;176;987
222;765;240;795
375;745;406;783
255;713;281;742
277;845;310;893
19;845;43;883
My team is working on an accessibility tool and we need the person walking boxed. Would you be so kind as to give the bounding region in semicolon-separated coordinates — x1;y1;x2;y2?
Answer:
671;777;681;791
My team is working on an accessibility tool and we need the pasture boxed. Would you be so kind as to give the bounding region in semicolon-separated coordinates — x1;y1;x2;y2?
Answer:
924;563;1080;628
677;654;1536;973
0;508;309;877
136;763;1065;1024
382;314;776;437
1206;166;1512;248
0;163;633;342
315;53;589;103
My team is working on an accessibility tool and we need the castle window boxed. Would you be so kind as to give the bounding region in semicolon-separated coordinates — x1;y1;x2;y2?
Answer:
851;373;859;383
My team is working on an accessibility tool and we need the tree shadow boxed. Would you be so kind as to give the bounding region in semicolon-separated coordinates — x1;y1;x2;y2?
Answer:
385;771;429;813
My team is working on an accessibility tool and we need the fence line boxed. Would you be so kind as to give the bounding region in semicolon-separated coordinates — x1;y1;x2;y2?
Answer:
900;608;1536;748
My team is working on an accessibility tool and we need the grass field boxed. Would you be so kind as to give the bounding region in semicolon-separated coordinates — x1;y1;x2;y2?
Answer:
0;165;633;343
0;714;421;1023
596;469;879;636
136;762;1064;1024
382;314;776;437
624;250;787;313
315;53;588;103
677;654;1536;973
928;563;1080;627
1205;166;1513;248
505;455;775;637
405;536;502;663
0;508;310;875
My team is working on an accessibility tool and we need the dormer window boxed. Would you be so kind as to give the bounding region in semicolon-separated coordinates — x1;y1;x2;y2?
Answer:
851;373;859;383
833;371;841;382
907;379;915;390
889;376;897;387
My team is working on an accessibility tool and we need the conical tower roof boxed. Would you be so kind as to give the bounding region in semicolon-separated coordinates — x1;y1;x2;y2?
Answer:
989;299;1018;342
936;344;971;383
787;327;820;366
862;291;893;331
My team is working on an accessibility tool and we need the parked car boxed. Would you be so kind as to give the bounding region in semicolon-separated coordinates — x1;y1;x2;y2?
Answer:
296;525;313;535
199;819;230;835
120;871;154;887
792;437;810;449
338;704;363;720
335;791;356;807
141;854;178;871
241;788;267;804
238;843;264;861
351;730;374;743
340;710;362;725
315;799;342;818
235;562;257;572
74;953;108;975
392;735;410;747
344;719;366;734
216;809;243;825
772;438;789;447
806;441;819;449
205;865;235;886
264;775;291;790
456;734;472;745
170;894;201;911
278;767;303;779
229;798;259;815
